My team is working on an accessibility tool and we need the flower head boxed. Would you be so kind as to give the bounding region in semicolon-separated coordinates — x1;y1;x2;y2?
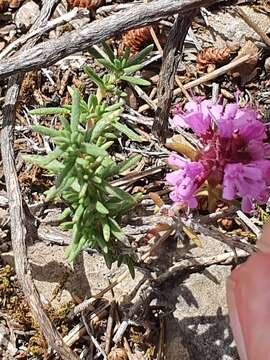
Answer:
167;97;270;212
166;154;205;208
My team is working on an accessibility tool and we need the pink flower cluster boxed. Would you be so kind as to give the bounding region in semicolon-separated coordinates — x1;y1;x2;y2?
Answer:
167;98;270;212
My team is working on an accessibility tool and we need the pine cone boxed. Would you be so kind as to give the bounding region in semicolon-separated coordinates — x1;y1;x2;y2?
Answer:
197;47;231;72
67;0;104;10
9;0;22;8
108;347;128;360
118;26;152;55
0;0;9;12
262;0;270;11
0;0;22;11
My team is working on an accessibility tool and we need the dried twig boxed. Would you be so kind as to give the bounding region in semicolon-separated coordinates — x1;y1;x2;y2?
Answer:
236;210;261;238
157;317;165;360
152;12;196;142
110;165;164;187
0;8;85;60
183;219;257;254
138;54;251;112
82;311;107;359
123;337;136;360
64;302;109;346
105;302;116;354
155;250;248;285
96;2;140;17
198;207;237;224
0;0;217;79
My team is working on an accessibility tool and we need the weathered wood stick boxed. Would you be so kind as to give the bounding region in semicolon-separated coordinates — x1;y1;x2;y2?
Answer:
0;0;216;79
152;10;196;142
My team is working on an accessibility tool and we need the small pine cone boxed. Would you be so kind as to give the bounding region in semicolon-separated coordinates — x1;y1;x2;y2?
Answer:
0;0;9;12
9;0;22;8
108;347;128;360
197;47;231;72
67;0;104;10
217;217;234;231
118;26;152;55
262;0;270;11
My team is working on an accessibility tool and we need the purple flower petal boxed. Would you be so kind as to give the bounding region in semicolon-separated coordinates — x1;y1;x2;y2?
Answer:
167;154;186;168
184;112;210;135
170;114;188;128
166;170;183;186
166;158;205;208
241;196;253;212
223;162;269;212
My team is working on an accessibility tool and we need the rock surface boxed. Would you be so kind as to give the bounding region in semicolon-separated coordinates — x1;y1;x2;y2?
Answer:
198;6;270;48
15;1;40;29
2;232;240;359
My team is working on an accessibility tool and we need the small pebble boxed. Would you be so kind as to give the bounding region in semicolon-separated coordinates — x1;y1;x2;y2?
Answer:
15;0;40;29
265;57;270;73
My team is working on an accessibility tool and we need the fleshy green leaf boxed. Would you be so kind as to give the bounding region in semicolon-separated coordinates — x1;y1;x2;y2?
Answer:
45;160;65;173
93;231;109;253
30;107;70;115
123;64;142;74
31;125;64;138
96;200;109;214
59;207;72;221
127;257;135;279
120;75;150;86
118;155;142;174
88;46;104;60
90;118;109;142
112;122;143;142
126;44;154;67
74;204;85;222
71;89;81;132
102;41;115;62
101;218;110;242
80;143;107;157
97;58;117;72
22;148;63;167
108;217;125;241
84;66;105;89
60;116;70;130
123;47;131;61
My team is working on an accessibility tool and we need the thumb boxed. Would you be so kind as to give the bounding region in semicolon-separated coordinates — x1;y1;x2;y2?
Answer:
257;218;270;252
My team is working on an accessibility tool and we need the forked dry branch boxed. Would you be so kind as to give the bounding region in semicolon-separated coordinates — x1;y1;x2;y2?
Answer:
152;11;197;142
0;0;217;79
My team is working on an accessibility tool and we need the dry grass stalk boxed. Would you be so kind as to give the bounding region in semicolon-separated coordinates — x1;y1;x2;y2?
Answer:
138;53;252;112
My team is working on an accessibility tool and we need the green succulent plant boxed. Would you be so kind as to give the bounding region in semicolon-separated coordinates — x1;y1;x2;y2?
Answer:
23;43;153;276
